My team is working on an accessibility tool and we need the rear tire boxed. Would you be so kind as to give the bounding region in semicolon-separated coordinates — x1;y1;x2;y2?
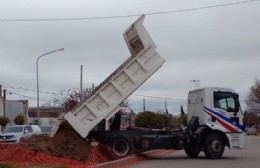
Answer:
204;134;225;159
109;135;134;159
184;140;200;158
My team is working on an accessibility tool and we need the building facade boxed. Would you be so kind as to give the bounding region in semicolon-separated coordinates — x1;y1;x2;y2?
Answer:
28;107;68;126
0;96;29;126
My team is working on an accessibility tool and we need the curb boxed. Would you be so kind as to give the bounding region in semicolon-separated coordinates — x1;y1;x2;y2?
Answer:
93;149;175;168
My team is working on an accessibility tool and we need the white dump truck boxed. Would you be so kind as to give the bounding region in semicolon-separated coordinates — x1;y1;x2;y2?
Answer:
51;15;245;159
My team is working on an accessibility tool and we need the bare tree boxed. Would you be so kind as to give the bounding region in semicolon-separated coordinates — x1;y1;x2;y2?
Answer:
56;87;130;111
243;111;259;127
246;79;260;113
56;88;93;111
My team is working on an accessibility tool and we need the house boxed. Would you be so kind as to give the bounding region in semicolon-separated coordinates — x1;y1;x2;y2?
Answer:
0;88;29;126
0;85;68;127
28;107;68;126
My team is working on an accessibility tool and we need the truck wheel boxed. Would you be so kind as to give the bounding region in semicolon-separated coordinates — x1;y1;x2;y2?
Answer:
184;141;200;158
109;135;134;159
204;134;225;159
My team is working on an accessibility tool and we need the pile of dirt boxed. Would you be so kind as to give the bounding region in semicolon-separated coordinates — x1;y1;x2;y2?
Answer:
20;122;93;161
0;143;96;167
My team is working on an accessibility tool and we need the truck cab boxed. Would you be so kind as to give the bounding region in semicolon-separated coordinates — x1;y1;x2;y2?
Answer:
186;87;245;158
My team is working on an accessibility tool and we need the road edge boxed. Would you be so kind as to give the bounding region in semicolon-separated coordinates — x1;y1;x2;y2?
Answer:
93;149;175;168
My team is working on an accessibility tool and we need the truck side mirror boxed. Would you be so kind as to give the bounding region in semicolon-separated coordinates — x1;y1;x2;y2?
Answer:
233;93;240;112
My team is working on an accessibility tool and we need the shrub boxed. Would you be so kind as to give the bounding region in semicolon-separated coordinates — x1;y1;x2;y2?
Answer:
135;111;169;129
0;116;9;127
14;114;25;125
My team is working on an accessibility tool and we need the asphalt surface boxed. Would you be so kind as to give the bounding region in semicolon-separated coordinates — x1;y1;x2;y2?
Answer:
127;135;260;168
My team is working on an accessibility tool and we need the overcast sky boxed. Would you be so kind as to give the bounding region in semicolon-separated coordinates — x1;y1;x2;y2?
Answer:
1;0;260;115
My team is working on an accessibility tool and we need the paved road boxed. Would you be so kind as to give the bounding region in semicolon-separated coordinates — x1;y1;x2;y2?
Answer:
128;136;260;168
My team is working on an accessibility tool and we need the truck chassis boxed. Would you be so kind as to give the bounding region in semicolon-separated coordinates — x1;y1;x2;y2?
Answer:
89;116;229;159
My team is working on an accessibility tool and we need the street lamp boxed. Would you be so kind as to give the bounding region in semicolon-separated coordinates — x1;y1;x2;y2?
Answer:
36;48;64;124
189;80;200;89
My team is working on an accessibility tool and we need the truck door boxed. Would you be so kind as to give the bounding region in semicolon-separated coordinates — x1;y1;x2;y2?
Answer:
210;91;244;133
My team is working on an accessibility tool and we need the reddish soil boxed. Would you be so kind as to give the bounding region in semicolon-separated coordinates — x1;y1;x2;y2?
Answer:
0;122;115;167
20;122;93;161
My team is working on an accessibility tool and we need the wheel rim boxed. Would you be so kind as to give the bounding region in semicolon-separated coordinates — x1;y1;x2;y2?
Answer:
210;140;222;153
113;139;129;156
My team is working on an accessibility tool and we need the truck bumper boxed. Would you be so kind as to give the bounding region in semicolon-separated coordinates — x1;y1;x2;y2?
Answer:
226;132;245;149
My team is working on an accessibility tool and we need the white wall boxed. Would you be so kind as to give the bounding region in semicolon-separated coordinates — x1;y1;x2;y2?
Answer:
0;97;28;125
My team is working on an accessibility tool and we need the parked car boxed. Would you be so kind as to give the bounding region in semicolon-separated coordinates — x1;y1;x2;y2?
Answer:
0;125;41;144
40;126;52;135
246;127;257;135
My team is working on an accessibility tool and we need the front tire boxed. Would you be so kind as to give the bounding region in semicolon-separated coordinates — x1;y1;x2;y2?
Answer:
204;134;225;159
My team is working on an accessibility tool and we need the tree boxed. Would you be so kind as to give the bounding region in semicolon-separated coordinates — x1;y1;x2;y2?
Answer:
168;115;179;129
178;114;187;127
243;111;260;127
0;116;9;127
135;111;169;129
56;88;93;110
246;79;260;113
56;87;130;111
14;114;25;125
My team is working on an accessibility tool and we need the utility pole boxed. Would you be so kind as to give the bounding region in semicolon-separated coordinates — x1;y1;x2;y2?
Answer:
165;99;169;115
143;98;146;112
80;65;83;101
0;85;2;117
189;80;200;89
3;89;6;118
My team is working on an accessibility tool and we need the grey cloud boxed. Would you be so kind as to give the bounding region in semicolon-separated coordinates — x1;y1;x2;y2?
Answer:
1;0;260;113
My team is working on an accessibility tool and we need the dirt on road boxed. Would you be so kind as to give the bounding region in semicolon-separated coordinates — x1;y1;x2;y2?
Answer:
20;122;93;161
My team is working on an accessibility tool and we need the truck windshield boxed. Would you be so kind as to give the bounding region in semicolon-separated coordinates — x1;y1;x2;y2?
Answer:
213;91;239;112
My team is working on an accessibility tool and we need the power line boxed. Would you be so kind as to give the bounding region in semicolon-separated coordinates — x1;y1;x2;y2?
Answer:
7;91;49;101
2;84;60;102
4;84;186;102
132;93;247;103
3;84;186;101
3;84;68;95
0;0;259;22
132;93;187;101
146;0;260;15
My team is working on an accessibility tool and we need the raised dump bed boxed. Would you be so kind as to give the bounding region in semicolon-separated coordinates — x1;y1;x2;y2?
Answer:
51;15;165;138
